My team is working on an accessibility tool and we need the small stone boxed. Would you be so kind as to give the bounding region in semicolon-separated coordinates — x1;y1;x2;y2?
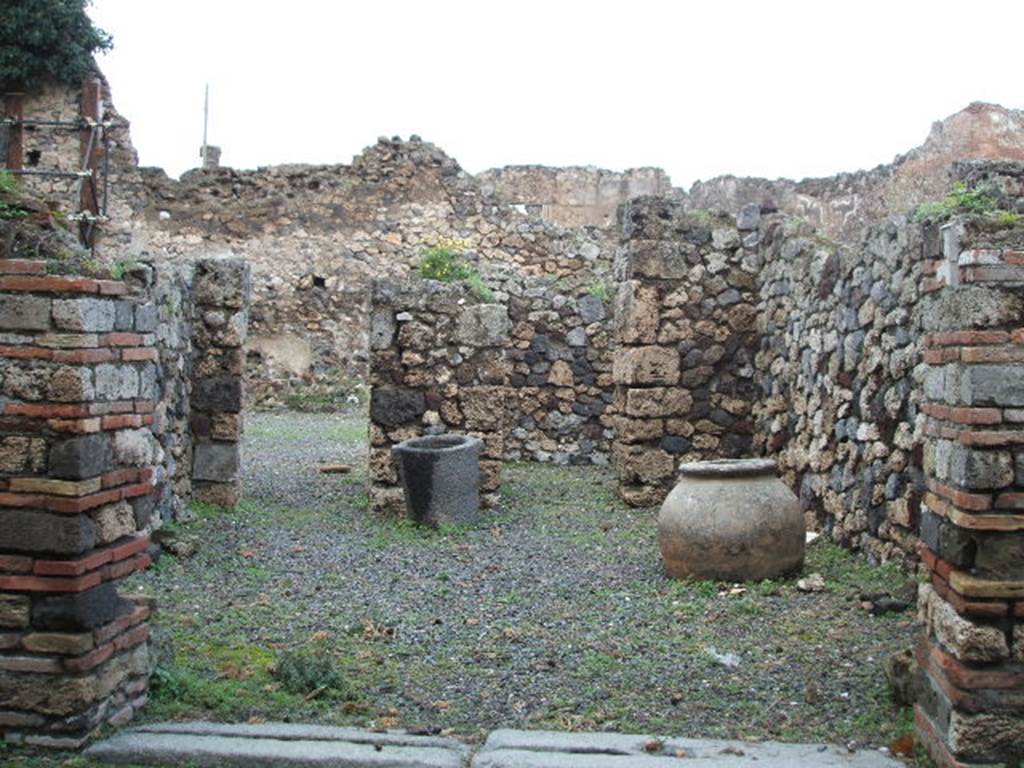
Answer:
797;573;826;592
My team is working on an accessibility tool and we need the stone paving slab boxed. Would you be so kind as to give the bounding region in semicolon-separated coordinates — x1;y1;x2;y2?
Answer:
85;723;905;768
474;729;904;768
84;721;470;768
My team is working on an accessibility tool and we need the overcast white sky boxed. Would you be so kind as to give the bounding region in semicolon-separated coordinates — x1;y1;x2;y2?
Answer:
89;0;1023;188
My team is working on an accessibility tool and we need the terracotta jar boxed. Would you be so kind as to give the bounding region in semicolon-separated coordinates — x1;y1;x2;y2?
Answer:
658;458;804;581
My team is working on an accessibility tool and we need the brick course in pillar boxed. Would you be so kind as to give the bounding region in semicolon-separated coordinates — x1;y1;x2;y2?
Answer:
916;221;1024;766
0;258;156;745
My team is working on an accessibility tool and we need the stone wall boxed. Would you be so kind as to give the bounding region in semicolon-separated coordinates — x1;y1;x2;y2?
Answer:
0;260;158;746
131;139;615;409
914;215;1024;766
0;208;249;742
477;166;673;228
610;199;761;506
368;280;510;515
683;102;1024;242
753;214;926;564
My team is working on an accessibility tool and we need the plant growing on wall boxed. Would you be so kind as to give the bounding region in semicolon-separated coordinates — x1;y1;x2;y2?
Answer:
418;239;494;302
0;0;112;92
913;181;1021;224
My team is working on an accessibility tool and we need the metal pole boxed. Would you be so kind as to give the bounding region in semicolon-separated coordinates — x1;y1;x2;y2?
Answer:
202;83;209;168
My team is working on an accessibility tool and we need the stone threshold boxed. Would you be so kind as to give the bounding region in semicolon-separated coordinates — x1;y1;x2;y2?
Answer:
85;722;904;767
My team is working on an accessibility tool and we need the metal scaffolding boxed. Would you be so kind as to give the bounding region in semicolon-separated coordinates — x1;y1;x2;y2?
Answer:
2;80;111;250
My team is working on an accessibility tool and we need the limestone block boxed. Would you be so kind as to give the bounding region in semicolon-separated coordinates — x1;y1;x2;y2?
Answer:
0;510;95;555
947;710;1024;762
114;428;158;467
614;417;665;444
193;481;241;508
625;240;694;280
960;364;1024;407
455;305;511;348
0;295;50;331
614;445;675;485
619;484;668;507
369;448;398;484
95;364;140;401
926;588;1008;663
0;436;46;474
0;670;102;716
0;596;30;629
49;433;112;480
193;258;251;309
948;445;1014;490
461;387;508;430
22;632;95;655
192;375;243;413
193;442;241;482
47;366;95;403
371;387;426;427
613;346;680;385
52;298;116;332
369;311;396;350
91;500;137;545
613;282;659;345
624;387;693;418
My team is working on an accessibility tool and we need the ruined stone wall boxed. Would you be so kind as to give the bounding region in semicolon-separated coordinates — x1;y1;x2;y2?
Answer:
611;199;762;506
132;139;615;409
481;263;616;464
477;166;673;228
368;280;510;514
0;215;249;741
753;215;926;564
683;102;1024;242
913;213;1024;766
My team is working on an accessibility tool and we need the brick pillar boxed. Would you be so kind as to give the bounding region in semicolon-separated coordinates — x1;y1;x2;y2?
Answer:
0;259;158;747
189;258;250;508
915;222;1024;765
368;280;510;515
611;198;760;507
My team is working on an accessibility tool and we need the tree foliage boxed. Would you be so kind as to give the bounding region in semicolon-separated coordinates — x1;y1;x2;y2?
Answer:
0;0;112;92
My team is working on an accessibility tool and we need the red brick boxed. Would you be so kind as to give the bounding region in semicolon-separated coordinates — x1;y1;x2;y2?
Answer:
1015;603;1024;618
0;259;46;275
100;332;144;347
0;345;53;360
922;277;945;294
43;488;121;513
994;492;1024;509
47;417;102;434
927;479;993;511
134;553;152;572
960;346;1024;364
959;430;1024;447
113;623;149;652
96;280;127;296
962;264;1024;283
930;330;1011;346
943;586;1010;618
93;605;150;646
33;549;112;577
51;348;116;364
101;468;140;489
109;400;135;414
134;400;156;414
121;480;155;499
102;559;138;581
62;641;114;674
947;407;1003;425
0;275;99;293
914;706;967;768
922;403;951;420
0;416;46;433
121;347;157;362
0;492;45;508
1012;328;1024;344
6;403;90;418
0;555;34;573
0;571;102;593
109;536;150;563
924;348;959;364
922;637;1024;690
101;414;142;430
139;467;154;483
140;414;155;427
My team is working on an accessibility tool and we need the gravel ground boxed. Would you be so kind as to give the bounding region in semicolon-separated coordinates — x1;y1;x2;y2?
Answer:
119;411;919;755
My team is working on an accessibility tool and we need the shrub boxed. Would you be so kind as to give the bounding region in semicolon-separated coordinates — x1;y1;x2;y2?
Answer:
912;181;1015;223
272;647;349;698
0;0;112;92
418;240;494;303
